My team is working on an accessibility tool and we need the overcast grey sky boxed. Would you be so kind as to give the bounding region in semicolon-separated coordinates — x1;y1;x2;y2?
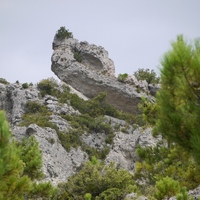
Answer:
1;0;200;84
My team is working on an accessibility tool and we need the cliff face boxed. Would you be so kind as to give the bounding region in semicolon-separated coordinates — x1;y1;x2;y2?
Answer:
0;35;161;185
0;82;160;185
1;34;200;198
51;36;155;115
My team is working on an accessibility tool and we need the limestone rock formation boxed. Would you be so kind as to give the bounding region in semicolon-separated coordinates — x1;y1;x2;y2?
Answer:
105;127;162;173
13;124;87;185
52;37;115;77
51;37;154;114
0;82;160;185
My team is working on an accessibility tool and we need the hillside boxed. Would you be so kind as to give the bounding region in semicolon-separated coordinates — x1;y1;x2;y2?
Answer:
0;29;200;199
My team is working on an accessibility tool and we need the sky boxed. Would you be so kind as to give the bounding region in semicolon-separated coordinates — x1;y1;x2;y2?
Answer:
1;0;200;84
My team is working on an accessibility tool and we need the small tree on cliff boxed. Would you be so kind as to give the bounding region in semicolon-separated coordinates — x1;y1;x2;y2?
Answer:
134;68;160;84
0;110;30;199
154;35;200;163
56;26;73;40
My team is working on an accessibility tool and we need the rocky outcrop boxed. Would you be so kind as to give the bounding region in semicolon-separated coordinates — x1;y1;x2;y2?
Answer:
51;37;154;115
0;82;161;185
1;81;199;198
105;127;162;173
52;37;115;77
0;83;39;125
13;124;87;185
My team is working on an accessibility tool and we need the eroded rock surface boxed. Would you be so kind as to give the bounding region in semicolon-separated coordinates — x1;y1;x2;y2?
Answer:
13;124;87;185
51;37;154;114
105;127;162;173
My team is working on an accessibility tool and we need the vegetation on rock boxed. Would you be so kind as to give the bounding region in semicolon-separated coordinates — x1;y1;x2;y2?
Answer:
56;157;138;199
74;51;83;63
0;110;31;199
0;78;9;84
135;35;200;199
154;35;200;164
117;73;128;82
55;26;73;40
0;110;56;199
134;68;160;84
2;34;200;199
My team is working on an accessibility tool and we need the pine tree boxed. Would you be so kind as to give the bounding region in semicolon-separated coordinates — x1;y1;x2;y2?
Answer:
16;135;43;180
0;110;30;199
154;35;200;163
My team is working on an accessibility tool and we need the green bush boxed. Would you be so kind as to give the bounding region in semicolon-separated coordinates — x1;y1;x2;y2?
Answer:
74;51;83;63
25;101;48;114
134;143;200;194
0;78;9;84
82;145;110;160
16;135;43;180
134;68;160;84
58;161;138;199
154;177;180;200
57;129;82;152
37;78;59;97
117;73;128;82
22;82;29;89
56;26;73;40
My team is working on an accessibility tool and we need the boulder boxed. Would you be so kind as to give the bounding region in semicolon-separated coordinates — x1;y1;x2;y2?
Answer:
51;37;153;114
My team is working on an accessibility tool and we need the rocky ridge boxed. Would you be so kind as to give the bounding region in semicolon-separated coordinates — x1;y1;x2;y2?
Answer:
0;82;160;186
0;33;199;198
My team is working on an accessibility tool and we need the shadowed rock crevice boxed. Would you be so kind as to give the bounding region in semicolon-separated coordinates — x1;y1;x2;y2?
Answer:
81;53;104;71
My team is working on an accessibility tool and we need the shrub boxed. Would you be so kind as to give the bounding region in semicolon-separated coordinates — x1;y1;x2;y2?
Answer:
25;101;48;114
0;78;9;84
55;26;73;40
16;135;43;180
117;73;128;82
134;68;160;84
37;78;58;97
58;161;137;199
22;82;29;89
154;177;180;200
57;129;82;152
74;51;83;62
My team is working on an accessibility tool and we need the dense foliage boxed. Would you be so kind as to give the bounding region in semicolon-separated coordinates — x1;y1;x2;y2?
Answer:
0;111;30;199
117;73;128;82
56;26;73;40
134;68;160;84
3;34;200;199
0;78;9;84
135;35;200;199
16;136;43;180
154;35;200;164
56;157;138;199
0;110;56;199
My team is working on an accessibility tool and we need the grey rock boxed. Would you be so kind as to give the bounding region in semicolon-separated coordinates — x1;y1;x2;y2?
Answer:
0;83;39;125
136;196;148;200
148;84;161;96
82;132;107;149
49;114;70;132
105;128;162;173
13;124;88;185
44;95;80;115
51;37;154;114
52;37;115;77
124;193;138;199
